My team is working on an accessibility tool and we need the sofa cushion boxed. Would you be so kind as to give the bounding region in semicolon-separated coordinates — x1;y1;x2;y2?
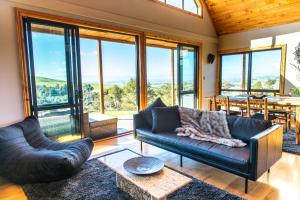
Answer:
152;106;181;133
136;128;249;172
227;116;272;142
140;98;166;127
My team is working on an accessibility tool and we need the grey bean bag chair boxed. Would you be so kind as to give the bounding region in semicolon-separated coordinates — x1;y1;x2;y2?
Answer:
0;116;94;184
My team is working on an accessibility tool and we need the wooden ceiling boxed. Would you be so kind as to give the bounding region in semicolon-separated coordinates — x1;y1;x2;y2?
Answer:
203;0;300;35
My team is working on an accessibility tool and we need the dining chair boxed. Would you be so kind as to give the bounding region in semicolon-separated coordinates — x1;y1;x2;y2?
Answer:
213;96;240;116
269;94;293;132
246;97;277;122
269;105;293;132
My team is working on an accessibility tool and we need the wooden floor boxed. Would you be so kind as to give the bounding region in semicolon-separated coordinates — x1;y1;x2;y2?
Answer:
1;134;300;200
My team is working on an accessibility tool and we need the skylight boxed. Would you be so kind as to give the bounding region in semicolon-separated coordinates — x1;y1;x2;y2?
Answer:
157;0;202;16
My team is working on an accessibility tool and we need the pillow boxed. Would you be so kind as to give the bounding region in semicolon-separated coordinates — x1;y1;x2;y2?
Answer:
226;115;272;142
152;106;181;133
140;98;166;127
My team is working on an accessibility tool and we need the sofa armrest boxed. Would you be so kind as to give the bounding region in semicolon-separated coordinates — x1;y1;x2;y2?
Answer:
133;113;150;138
249;124;283;180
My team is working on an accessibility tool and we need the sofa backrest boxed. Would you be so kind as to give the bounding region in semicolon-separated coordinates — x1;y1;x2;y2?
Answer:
226;116;272;142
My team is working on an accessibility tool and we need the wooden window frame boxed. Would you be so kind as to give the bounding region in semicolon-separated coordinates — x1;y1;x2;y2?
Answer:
15;8;203;117
216;45;287;96
149;0;203;19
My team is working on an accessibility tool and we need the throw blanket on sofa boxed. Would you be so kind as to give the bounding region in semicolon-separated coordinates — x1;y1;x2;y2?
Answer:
176;107;246;147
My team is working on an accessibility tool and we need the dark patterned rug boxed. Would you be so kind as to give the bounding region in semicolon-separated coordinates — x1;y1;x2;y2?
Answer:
22;158;243;200
283;129;300;155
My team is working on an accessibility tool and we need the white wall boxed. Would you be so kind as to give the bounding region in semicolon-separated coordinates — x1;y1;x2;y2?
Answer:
0;0;218;126
219;21;300;95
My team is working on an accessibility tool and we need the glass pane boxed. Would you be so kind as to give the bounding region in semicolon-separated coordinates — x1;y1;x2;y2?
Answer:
251;49;281;91
80;38;101;113
31;24;68;106
166;0;183;8
180;93;194;108
184;0;198;14
221;54;249;90
102;40;137;132
38;108;80;138
146;46;174;106
180;46;195;91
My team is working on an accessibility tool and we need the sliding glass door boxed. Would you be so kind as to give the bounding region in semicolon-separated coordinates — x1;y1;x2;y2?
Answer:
145;39;198;108
146;42;177;106
178;45;198;108
23;19;83;140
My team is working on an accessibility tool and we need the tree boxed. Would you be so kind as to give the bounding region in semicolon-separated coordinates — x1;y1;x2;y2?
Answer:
82;83;100;113
122;78;137;110
264;79;276;89
105;85;123;110
252;81;263;90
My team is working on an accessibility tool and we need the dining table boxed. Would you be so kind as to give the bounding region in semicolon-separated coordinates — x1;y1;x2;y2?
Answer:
207;95;300;145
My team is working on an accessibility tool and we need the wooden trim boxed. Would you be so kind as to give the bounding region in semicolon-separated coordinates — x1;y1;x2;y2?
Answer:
145;33;202;47
16;8;202;47
80;34;135;45
216;45;287;95
138;33;147;109
15;8;141;36
15;9;31;117
218;45;285;55
98;40;105;114
171;49;175;106
198;44;203;109
242;54;247;90
280;45;287;96
215;53;221;96
148;0;203;19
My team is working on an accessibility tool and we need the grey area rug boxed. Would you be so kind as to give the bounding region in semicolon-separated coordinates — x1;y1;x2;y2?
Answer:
283;129;300;155
22;158;243;200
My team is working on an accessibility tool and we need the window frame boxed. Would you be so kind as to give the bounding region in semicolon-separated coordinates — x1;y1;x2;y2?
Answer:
151;0;203;18
218;46;287;96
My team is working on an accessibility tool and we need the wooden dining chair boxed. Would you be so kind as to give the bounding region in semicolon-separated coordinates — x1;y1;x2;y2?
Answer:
213;96;240;116
246;97;277;122
268;94;293;132
269;105;293;132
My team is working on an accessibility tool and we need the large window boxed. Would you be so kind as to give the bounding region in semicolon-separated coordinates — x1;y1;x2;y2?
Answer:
80;28;138;134
80;38;101;114
18;10;201;141
157;0;202;16
102;40;138;117
146;40;177;106
220;48;283;96
179;45;197;108
146;38;198;108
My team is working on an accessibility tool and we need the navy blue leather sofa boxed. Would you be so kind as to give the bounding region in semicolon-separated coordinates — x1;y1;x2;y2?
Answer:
134;114;283;193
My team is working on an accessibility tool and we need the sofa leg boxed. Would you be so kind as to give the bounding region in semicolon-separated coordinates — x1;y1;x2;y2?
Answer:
140;141;143;153
245;178;248;193
268;168;270;173
180;155;183;167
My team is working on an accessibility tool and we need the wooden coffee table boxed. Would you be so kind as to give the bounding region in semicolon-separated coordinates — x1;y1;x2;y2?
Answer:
98;149;192;200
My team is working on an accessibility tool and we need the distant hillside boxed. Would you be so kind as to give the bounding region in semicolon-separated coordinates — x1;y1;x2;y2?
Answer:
36;76;66;86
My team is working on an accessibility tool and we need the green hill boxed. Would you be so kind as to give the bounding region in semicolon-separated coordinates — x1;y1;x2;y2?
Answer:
36;76;66;87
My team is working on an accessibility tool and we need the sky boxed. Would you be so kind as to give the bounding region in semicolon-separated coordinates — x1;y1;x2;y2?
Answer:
32;32;194;85
222;49;282;81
